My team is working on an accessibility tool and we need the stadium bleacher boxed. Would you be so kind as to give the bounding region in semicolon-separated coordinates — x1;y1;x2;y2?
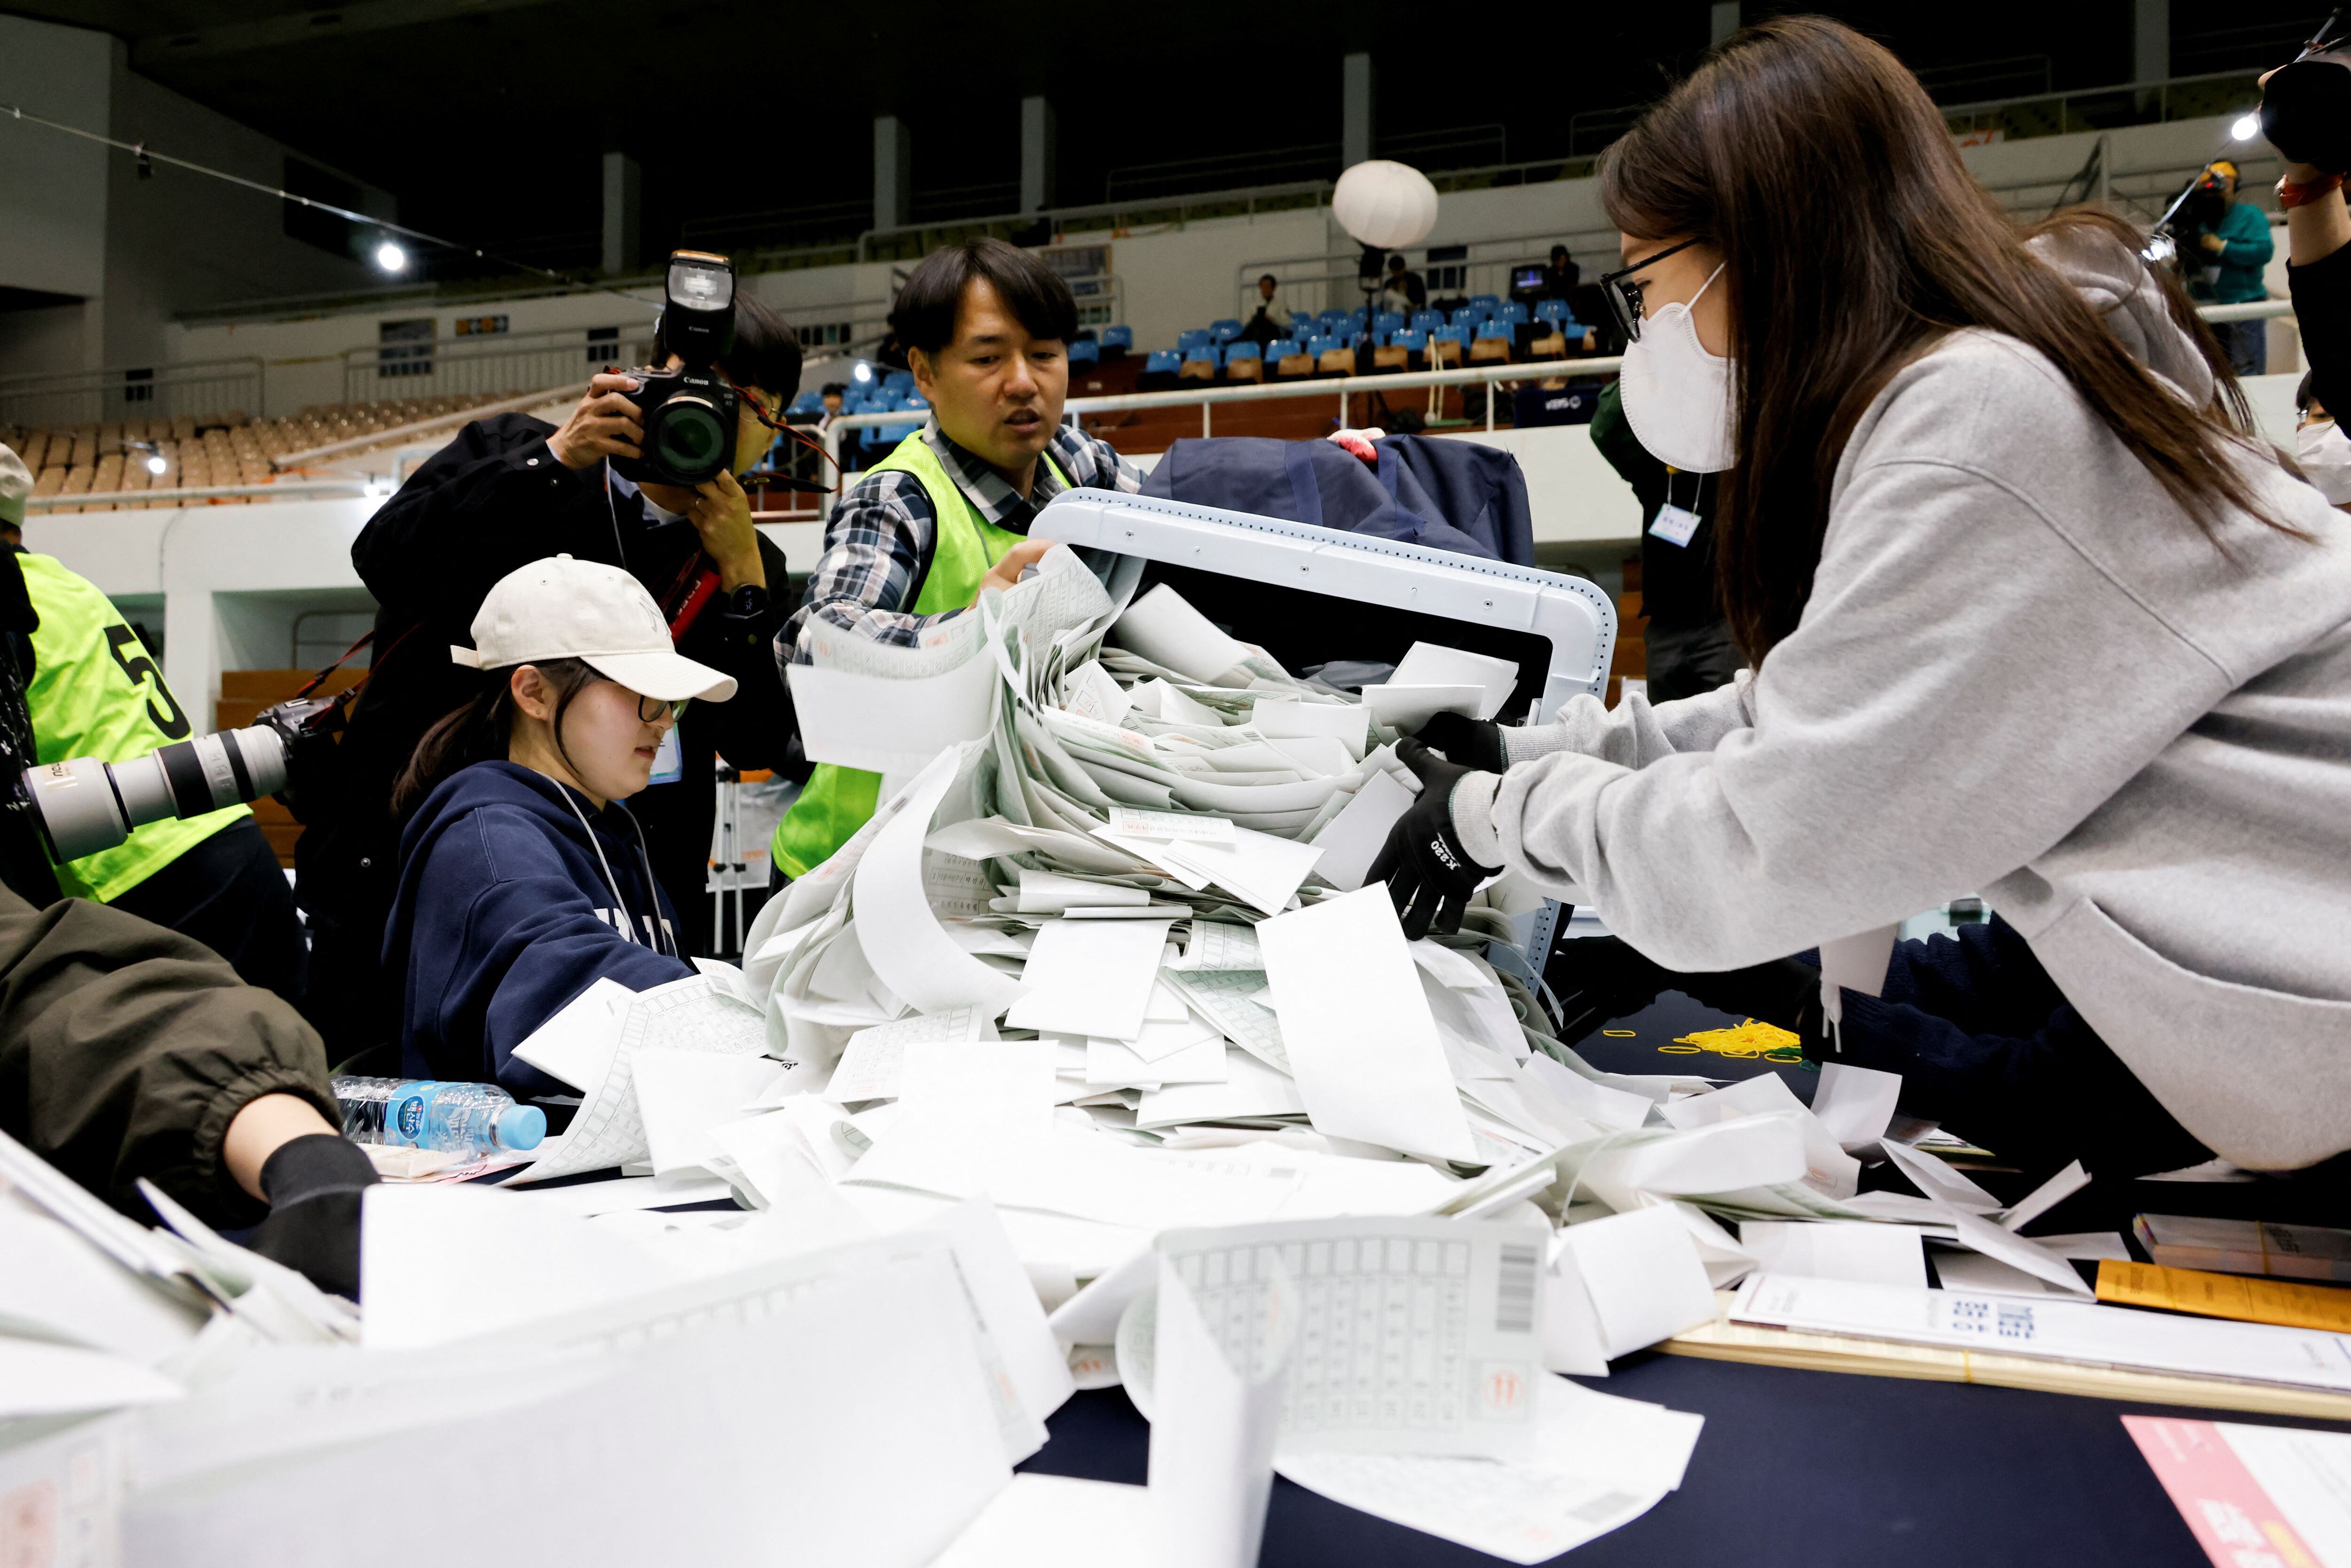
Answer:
1;391;514;512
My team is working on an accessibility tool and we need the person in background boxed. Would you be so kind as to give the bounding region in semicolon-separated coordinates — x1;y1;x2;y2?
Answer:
302;295;798;1062
2185;159;2277;375
1381;17;2351;1183
2293;372;2351;508
385;557;726;1095
774;237;1144;881
1241;274;1291;345
817;382;849;432
0;448;307;1000
1380;252;1427;317
1585;380;1741;701
1541;244;1582;299
2266;59;2351;460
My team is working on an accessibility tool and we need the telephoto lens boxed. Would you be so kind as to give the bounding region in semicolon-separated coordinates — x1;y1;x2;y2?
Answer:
25;725;289;862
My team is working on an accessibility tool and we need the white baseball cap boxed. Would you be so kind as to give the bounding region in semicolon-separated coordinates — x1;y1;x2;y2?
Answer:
451;554;738;703
0;444;31;529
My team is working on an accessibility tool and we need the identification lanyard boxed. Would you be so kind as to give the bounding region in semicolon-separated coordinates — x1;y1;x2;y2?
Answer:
1649;469;1702;548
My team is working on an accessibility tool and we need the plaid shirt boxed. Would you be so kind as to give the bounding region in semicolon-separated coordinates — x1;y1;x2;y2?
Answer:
785;418;1142;662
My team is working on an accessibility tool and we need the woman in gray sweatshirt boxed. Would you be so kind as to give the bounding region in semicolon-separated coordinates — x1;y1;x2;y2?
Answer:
1377;17;2351;1178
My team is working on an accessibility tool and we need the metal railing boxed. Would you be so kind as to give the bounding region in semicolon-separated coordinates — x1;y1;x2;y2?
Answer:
0;357;266;433
1937;67;2263;141
24;478;374;513
339;322;657;405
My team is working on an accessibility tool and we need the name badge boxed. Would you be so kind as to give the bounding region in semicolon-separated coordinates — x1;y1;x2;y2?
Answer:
648;727;684;786
1649;503;1702;547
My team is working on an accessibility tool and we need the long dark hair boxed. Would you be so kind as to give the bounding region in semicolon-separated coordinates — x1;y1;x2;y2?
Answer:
1598;16;2306;663
391;657;599;815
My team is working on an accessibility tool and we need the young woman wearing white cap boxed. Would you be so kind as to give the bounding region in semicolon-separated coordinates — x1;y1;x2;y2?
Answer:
383;556;738;1094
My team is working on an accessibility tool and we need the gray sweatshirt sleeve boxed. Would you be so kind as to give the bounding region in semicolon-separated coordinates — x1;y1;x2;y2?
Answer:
1502;674;1756;768
1460;433;2237;971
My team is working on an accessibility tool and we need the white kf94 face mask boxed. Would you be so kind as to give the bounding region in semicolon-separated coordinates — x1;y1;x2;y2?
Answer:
2296;417;2351;505
1618;263;1735;474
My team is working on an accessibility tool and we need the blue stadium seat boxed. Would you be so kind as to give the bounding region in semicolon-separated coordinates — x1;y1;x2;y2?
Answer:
1469;293;1502;314
1498;300;1529;324
1100;325;1134;355
1373;311;1405;336
1533;299;1575;327
1068;337;1099;365
1390;328;1428;354
1209;318;1244;342
1184;344;1222;366
1475;317;1513;340
1176;328;1212;354
1144;349;1182;374
1430;324;1468;349
1450;307;1483;332
1410;309;1444;333
787;390;824;416
882;370;916;396
1223;339;1262;361
1267;338;1301;359
1306;334;1338;357
1318;311;1349;334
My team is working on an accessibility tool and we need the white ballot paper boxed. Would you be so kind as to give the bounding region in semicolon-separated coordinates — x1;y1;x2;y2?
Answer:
854;747;1029;1019
1808;1063;1903;1152
1258;887;1476;1162
1115;583;1256;685
1740;1221;1927;1288
1391;641;1521;721
1007;918;1174;1040
789;610;998;775
1156;1216;1545;1460
1250;697;1367;763
1359;684;1485;733
826;1006;989;1102
1555;1204;1721;1359
1732;1274;2351;1392
511;977;633;1091
1306;766;1416;892
1148;1249;1299;1568
632;1049;789;1175
507;974;773;1184
1276;1375;1704;1566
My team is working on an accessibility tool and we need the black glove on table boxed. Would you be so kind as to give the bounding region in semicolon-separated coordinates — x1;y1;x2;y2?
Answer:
1411;711;1507;773
248;1133;379;1301
1369;739;1502;939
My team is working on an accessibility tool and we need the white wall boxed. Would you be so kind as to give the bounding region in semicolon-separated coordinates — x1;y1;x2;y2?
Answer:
0;15;111;306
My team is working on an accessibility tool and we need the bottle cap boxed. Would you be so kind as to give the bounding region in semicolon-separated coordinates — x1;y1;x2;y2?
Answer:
496;1103;547;1151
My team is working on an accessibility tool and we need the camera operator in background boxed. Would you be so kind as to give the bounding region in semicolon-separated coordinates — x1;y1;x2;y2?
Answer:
0;447;306;999
298;253;799;1062
2179;159;2276;375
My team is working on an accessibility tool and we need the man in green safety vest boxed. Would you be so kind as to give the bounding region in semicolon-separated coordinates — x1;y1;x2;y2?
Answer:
0;444;307;1000
772;237;1143;880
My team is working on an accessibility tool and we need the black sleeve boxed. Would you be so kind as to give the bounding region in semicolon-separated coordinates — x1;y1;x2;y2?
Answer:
682;529;795;771
351;413;612;624
2290;243;2351;418
0;888;337;1228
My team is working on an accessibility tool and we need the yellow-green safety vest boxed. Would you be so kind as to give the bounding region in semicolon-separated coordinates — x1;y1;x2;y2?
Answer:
770;433;1067;879
18;553;250;901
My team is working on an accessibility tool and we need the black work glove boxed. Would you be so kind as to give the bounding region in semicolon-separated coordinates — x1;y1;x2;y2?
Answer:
1412;711;1507;773
1368;738;1501;939
248;1133;378;1301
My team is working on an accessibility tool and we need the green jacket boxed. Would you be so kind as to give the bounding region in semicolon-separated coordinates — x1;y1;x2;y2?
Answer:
0;885;335;1227
2192;202;2276;306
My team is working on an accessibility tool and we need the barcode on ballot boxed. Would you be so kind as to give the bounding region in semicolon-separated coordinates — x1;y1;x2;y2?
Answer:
1495;1244;1538;1334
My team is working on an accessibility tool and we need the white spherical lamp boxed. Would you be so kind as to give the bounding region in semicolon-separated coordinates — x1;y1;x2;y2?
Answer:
1332;159;1440;249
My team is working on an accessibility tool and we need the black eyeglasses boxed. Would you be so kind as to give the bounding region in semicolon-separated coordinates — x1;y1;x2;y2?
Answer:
1598;236;1705;344
635;692;683;723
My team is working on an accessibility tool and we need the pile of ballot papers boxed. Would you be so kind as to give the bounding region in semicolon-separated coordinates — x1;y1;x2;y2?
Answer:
30;542;2299;1565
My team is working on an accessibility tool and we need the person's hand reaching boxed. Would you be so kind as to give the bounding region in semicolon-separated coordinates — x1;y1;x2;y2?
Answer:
1412;711;1506;773
685;468;764;590
1367;738;1501;939
546;372;646;469
973;538;1056;605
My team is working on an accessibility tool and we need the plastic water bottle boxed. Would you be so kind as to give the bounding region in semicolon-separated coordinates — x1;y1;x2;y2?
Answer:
331;1076;546;1158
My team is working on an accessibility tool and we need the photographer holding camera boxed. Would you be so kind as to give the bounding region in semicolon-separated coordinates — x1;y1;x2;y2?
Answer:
298;252;799;1058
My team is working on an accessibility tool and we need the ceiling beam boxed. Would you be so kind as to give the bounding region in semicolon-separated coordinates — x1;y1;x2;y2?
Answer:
132;0;569;65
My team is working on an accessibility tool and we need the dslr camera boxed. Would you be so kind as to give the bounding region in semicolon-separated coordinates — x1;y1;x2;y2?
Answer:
612;250;743;489
25;693;347;863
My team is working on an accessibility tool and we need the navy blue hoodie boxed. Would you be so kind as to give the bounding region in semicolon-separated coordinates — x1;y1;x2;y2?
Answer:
386;760;694;1096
